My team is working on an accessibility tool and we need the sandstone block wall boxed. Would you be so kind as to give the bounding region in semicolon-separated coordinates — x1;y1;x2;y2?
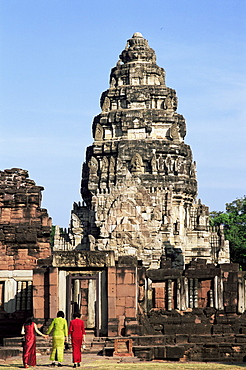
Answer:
0;168;52;270
108;265;137;336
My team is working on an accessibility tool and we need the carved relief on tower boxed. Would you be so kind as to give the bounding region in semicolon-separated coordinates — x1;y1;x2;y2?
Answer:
69;212;83;248
95;124;104;141
109;156;116;177
102;96;111;112
158;155;165;173
169;123;181;142
127;91;149;109
158;72;165;86
165;156;174;174
195;203;209;231
190;161;197;178
131;67;144;85
110;77;116;88
95;186;164;264
88;156;98;175
176;114;186;139
174;156;184;175
151;152;157;174
130;153;144;174
116;157;123;173
100;157;109;178
164;94;177;111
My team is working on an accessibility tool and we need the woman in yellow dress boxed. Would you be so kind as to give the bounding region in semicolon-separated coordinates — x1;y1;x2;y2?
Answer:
47;311;68;367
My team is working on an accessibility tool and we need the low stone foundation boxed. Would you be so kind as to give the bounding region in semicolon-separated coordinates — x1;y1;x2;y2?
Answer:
104;309;246;362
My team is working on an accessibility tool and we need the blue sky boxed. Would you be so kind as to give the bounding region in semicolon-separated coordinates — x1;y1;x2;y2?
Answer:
1;0;245;227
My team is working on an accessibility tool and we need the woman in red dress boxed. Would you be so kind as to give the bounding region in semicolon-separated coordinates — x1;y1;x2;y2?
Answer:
21;317;48;368
68;312;86;368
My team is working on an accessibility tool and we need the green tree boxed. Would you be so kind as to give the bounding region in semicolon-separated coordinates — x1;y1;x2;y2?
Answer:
210;196;246;266
50;225;64;247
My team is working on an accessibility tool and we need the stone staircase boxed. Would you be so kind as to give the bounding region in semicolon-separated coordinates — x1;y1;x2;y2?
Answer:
0;329;106;360
0;336;51;360
82;329;106;354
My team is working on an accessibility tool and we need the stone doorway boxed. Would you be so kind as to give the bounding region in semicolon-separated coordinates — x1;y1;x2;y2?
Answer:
66;273;107;337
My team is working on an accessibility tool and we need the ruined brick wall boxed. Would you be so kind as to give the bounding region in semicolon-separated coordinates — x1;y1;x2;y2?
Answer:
0;168;52;269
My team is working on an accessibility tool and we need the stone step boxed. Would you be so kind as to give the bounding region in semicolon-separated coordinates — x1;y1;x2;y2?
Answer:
90;341;105;354
3;336;52;347
3;337;24;347
2;333;106;358
0;347;22;360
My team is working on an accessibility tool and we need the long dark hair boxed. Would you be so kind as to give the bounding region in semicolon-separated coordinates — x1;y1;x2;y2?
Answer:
24;317;34;326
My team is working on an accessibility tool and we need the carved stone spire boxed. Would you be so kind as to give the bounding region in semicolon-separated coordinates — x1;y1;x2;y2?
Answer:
61;33;229;267
86;33;193;205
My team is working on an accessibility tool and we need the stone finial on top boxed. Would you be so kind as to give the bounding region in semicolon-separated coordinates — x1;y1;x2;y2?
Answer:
132;32;143;38
119;32;156;64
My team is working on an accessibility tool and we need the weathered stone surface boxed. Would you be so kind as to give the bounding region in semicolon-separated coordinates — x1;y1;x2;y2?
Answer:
0;168;52;269
1;33;243;363
52;250;115;267
54;32;229;268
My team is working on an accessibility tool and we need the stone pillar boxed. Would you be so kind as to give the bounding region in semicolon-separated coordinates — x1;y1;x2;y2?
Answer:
21;281;27;310
194;278;198;308
107;267;117;336
214;275;218;309
181;277;189;310
147;278;153;312
73;279;80;313
58;270;67;314
177;278;181;310
33;268;46;319
98;272;102;331
4;279;17;313
16;280;22;311
27;281;32;310
218;275;224;310
87;279;96;328
101;270;108;335
209;290;214;307
244;279;246;313
189;278;193;308
167;279;172;311
238;275;245;314
49;267;58;319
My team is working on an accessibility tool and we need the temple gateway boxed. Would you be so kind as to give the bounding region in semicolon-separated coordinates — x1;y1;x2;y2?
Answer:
1;33;246;362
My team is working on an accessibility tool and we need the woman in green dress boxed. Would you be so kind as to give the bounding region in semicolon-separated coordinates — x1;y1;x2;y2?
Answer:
47;311;68;367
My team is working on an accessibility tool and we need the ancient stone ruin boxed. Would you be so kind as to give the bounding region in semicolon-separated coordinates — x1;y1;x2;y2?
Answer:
55;32;229;267
0;168;52;336
1;33;246;363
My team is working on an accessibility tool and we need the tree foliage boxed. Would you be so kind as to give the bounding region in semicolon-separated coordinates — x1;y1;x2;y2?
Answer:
210;196;246;266
50;225;64;247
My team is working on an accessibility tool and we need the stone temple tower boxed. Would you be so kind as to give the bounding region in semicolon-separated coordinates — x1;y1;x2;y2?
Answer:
55;32;229;268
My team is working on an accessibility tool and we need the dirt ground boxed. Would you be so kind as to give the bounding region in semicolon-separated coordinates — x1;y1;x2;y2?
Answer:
1;352;246;370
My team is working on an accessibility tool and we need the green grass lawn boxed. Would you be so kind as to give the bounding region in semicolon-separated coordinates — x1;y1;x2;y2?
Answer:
2;358;246;370
84;361;246;370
